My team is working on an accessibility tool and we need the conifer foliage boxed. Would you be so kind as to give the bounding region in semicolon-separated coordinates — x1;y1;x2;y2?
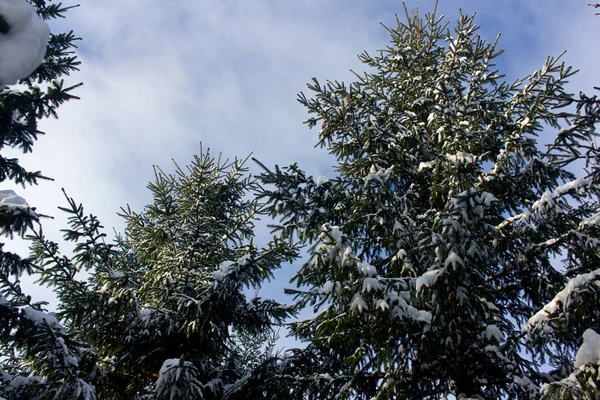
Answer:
0;1;83;399
3;2;600;399
27;150;299;399
258;6;600;399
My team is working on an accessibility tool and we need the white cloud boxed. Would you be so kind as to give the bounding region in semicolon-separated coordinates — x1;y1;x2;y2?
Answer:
4;1;600;313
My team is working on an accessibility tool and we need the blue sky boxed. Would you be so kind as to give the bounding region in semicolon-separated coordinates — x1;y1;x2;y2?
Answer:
5;1;600;325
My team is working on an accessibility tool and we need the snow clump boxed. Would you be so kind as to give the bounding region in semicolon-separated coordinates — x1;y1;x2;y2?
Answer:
0;189;37;217
0;0;49;86
575;328;600;368
314;176;329;186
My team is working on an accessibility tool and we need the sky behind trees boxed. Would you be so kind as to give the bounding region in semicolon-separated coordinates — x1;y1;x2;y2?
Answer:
5;0;600;310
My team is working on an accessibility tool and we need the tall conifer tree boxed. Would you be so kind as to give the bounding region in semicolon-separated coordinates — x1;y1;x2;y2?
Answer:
258;6;600;399
28;149;299;399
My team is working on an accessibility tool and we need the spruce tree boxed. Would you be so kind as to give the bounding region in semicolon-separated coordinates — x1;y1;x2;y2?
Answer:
258;6;600;399
0;1;84;399
29;148;299;399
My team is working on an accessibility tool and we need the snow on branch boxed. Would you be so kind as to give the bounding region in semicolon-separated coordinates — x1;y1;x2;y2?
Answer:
554;177;592;197
524;268;600;333
0;189;37;217
155;358;203;399
22;306;64;333
496;177;594;230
